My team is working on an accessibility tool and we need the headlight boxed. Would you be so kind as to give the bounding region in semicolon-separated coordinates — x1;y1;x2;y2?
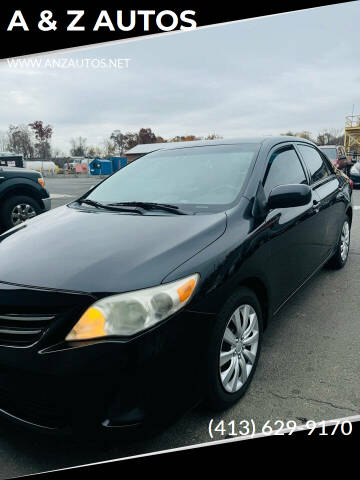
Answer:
66;274;199;340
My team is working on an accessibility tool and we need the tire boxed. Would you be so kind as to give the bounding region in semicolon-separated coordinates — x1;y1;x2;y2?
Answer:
0;195;41;231
327;216;351;270
204;287;263;411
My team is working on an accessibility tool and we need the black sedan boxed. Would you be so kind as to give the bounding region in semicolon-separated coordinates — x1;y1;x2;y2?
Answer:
0;136;352;436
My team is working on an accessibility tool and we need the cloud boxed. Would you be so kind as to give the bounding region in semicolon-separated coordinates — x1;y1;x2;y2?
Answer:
0;2;360;153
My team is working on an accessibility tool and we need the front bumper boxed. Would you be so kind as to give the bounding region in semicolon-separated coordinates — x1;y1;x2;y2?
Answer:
0;284;213;437
41;196;51;211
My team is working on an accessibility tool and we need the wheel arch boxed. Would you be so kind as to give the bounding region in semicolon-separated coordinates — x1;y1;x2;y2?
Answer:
0;186;43;209
237;277;270;329
346;205;353;226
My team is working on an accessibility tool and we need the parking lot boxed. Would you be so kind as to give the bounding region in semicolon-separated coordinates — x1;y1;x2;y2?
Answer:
46;175;104;209
0;176;359;478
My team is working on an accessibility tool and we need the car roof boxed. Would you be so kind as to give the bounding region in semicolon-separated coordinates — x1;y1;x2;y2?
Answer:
318;145;339;148
125;136;315;154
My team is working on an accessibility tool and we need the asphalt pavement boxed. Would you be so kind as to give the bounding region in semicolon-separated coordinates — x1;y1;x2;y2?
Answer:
0;176;359;479
46;175;103;208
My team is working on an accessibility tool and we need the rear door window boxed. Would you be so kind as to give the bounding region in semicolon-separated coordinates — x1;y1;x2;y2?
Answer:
297;144;332;184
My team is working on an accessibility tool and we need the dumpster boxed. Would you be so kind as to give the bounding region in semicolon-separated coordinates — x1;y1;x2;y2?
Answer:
100;159;113;175
109;157;127;172
89;159;101;175
89;159;113;176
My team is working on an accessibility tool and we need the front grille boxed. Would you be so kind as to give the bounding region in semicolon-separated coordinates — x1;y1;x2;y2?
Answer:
0;283;95;347
0;314;54;346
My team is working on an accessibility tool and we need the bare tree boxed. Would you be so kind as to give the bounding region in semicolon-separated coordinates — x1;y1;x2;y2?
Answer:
169;135;201;142
70;136;87;157
280;130;316;142
0;131;8;151
7;124;34;158
297;131;315;142
102;138;116;157
87;145;103;158
205;133;223;140
316;128;344;146
281;131;297;136
110;130;126;155
52;147;66;158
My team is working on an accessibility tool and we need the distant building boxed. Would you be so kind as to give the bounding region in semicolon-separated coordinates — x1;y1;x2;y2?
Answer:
125;143;168;163
125;140;212;163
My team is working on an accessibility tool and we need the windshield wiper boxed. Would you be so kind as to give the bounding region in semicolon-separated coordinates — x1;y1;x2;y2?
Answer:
78;199;105;209
77;198;143;214
107;201;189;215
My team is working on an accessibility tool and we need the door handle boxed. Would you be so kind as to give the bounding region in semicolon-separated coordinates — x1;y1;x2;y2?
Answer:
313;199;320;213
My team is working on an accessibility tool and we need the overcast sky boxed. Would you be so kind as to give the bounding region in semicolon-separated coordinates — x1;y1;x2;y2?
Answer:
1;2;360;154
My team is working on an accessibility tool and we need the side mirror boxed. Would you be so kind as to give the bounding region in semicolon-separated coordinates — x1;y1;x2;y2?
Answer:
268;184;311;209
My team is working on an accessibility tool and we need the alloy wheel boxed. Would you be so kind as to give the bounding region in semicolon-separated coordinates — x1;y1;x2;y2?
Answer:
340;220;350;262
219;304;259;393
11;203;37;226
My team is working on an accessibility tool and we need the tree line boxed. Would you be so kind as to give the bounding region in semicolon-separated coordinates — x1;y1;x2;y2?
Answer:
280;129;344;146
0;121;346;160
0;122;222;159
0;121;53;159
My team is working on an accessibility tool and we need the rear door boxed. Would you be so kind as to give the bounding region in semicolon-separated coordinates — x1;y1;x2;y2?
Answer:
296;143;344;261
262;143;323;309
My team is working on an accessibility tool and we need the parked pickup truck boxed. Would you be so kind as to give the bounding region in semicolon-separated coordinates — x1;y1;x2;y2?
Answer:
0;166;51;231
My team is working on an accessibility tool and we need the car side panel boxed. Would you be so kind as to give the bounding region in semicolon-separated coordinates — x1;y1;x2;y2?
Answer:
260;196;323;310
312;177;347;258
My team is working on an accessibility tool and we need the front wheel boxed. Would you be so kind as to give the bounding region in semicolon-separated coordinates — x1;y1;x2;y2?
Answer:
327;216;351;269
204;288;263;411
0;195;41;231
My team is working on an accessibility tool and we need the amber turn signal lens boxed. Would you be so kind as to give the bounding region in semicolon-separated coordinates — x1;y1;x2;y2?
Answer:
177;278;196;303
38;177;45;188
66;307;105;340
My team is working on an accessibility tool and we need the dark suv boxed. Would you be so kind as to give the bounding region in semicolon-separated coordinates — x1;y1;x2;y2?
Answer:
0;166;51;231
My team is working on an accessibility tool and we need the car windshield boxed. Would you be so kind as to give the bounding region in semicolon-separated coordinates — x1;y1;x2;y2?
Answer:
319;147;337;161
85;144;259;213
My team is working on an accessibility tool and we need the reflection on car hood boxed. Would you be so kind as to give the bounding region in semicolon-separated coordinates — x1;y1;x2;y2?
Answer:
0;205;227;293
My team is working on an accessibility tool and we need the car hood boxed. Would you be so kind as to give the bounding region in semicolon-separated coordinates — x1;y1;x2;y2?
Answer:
0;205;226;294
2;166;40;177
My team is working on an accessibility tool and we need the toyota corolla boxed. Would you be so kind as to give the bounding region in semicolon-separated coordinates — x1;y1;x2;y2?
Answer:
0;137;352;436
